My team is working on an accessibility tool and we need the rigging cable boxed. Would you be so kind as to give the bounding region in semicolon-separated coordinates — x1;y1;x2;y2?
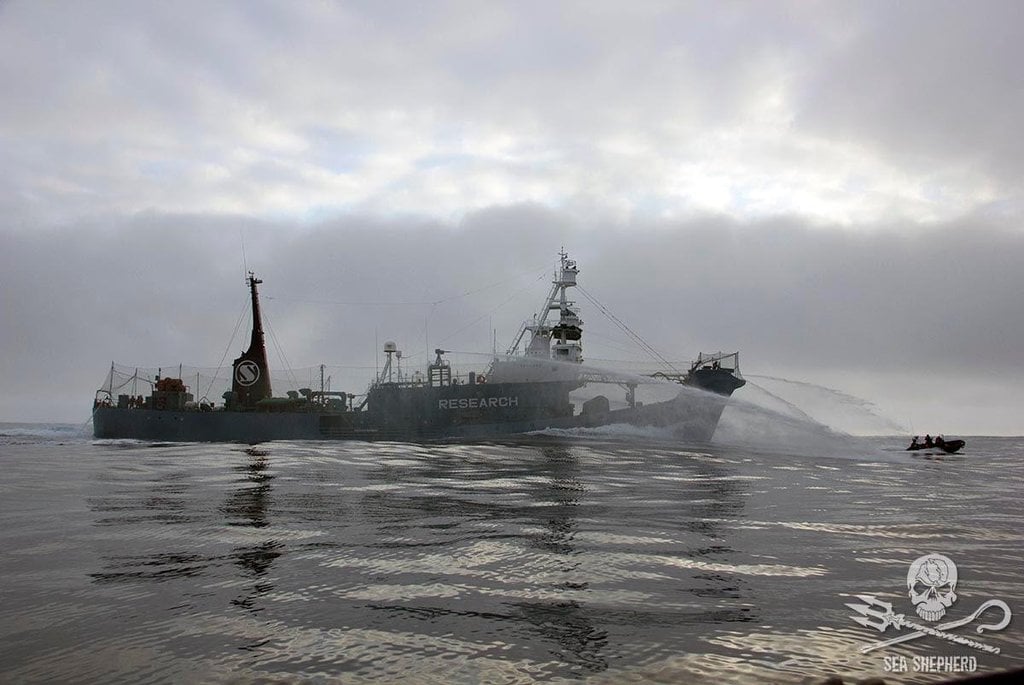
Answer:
264;310;301;392
264;264;552;308
745;381;820;425
202;299;249;402
575;285;685;376
240;228;249;281
434;270;550;348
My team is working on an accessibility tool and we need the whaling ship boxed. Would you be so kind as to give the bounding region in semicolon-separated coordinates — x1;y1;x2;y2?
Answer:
92;252;745;442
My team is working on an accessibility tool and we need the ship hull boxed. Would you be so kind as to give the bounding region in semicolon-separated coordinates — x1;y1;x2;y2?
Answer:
93;383;733;444
93;406;322;443
92;255;744;446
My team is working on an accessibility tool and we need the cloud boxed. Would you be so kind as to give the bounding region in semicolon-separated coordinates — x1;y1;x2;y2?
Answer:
2;1;1021;224
1;2;1021;432
799;1;1024;183
1;209;1021;433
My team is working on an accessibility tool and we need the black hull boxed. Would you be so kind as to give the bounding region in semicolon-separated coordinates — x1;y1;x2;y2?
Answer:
907;439;965;454
93;259;745;446
93;386;733;444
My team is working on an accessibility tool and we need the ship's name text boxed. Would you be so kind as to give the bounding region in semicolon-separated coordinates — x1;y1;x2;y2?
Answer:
438;396;519;410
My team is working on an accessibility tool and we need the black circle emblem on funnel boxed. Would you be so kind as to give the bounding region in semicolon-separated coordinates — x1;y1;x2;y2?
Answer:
235;360;260;386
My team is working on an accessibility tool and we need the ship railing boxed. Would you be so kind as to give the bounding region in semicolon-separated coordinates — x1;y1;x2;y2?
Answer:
369;370;497;389
689;351;741;374
99;362;373;411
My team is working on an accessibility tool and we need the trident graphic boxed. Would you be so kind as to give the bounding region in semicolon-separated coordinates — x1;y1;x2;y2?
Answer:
847;595;1011;654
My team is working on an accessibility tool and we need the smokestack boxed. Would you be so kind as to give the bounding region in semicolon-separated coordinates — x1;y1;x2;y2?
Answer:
230;272;273;407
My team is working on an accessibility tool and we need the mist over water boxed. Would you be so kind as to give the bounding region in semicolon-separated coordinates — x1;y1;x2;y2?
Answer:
707;375;912;461
481;356;904;459
713;399;884;461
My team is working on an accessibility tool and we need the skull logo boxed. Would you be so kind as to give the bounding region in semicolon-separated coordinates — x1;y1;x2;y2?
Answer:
907;553;958;621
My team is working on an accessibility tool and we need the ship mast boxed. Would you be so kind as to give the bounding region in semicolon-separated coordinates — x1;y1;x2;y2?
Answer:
248;273;266;350
509;250;584;363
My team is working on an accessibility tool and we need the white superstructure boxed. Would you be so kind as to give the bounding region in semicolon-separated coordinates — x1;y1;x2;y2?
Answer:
509;250;584;363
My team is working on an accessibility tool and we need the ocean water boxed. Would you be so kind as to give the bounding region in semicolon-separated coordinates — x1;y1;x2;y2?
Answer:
1;422;1022;684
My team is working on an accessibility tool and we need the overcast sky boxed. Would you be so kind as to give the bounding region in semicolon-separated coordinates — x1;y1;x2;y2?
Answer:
2;1;1022;434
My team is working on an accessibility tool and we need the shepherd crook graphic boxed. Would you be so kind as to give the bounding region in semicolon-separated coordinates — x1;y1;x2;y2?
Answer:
857;598;1012;653
846;595;1006;654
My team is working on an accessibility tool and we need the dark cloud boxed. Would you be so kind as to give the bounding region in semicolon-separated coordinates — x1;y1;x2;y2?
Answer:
2;209;1022;432
799;0;1024;182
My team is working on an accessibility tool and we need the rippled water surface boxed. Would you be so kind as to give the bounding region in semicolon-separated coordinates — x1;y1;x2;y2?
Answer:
1;425;1022;683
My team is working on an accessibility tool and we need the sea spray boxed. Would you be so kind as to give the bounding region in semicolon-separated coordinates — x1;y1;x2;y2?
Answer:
747;374;906;435
715;397;860;458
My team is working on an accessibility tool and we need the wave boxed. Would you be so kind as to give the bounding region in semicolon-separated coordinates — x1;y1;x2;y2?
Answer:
529;422;680;442
0;423;89;441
